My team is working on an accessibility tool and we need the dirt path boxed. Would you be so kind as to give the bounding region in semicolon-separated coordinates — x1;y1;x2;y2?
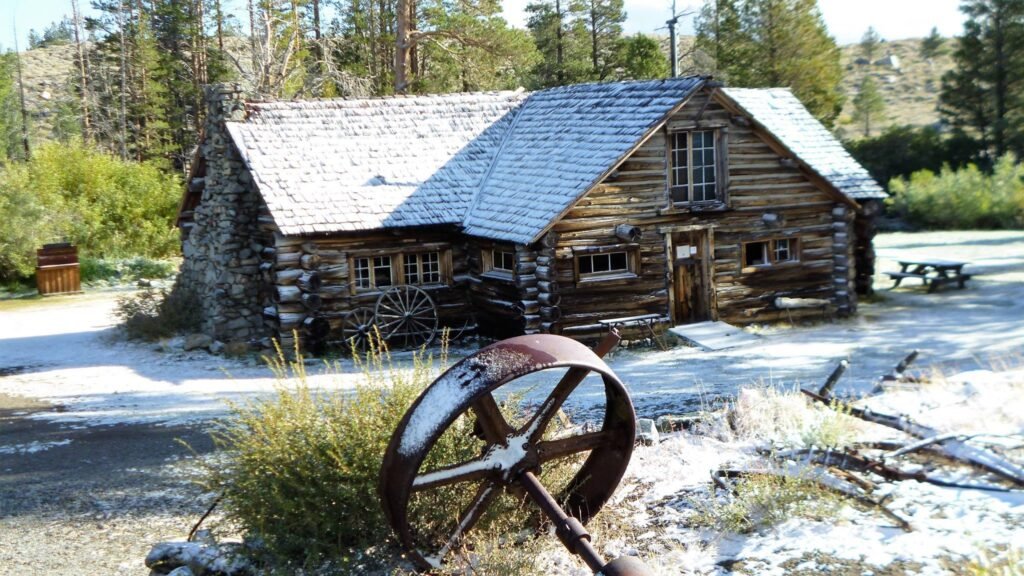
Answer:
1;231;1023;574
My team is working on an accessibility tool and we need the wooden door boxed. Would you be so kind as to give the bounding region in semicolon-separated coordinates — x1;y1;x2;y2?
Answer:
671;230;712;324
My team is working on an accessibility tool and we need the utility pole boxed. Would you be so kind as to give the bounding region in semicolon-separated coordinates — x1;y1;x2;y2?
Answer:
666;0;678;77
13;18;30;159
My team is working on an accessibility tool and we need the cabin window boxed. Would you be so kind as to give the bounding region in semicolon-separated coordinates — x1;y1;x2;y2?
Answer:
670;129;720;204
354;255;395;289
742;238;799;271
404;251;442;285
575;249;637;282
482;247;517;279
352;249;451;293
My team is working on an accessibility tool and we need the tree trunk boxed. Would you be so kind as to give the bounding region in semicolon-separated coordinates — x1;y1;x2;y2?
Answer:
71;0;92;143
395;0;410;92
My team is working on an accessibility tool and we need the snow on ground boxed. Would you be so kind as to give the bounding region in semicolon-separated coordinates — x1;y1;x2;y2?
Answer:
3;231;1023;428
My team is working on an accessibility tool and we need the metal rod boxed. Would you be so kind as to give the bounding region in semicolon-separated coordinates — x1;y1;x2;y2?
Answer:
518;471;607;572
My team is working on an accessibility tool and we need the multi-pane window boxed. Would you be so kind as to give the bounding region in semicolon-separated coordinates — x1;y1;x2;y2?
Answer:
354;256;394;289
577;251;633;280
492;250;516;273
670;130;718;204
404;252;441;285
743;238;799;270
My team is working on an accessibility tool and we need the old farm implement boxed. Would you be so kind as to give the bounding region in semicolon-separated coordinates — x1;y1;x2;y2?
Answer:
379;331;653;575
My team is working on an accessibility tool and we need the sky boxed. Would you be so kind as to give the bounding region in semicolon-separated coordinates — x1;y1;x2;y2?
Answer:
0;0;967;53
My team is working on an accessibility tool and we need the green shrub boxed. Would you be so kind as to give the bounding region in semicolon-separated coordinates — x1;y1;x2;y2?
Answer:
202;339;578;572
0;142;181;280
888;155;1024;229
846;124;979;189
81;256;178;284
114;286;200;340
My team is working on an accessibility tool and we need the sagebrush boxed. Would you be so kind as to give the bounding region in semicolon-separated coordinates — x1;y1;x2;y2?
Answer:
115;286;199;340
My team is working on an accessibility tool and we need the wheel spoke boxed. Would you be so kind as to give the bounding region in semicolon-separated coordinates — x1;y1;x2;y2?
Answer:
471;393;513;444
536;430;609;463
411;457;496;492
519;367;592;441
429;481;500;562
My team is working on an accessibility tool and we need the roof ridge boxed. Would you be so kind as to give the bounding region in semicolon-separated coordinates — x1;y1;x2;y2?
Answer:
463;96;531;235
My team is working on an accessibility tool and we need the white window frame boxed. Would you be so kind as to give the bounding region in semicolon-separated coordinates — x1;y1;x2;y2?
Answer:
742;238;800;272
669;129;724;206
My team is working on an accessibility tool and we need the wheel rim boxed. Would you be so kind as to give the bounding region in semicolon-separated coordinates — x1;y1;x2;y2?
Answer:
375;285;438;349
341;307;376;352
378;335;636;570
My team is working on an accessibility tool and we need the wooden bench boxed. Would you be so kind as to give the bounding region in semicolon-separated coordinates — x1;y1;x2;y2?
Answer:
773;297;832;322
598;314;667;348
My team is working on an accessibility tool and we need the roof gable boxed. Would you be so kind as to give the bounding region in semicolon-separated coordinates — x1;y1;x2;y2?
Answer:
462;77;706;244
719;88;886;201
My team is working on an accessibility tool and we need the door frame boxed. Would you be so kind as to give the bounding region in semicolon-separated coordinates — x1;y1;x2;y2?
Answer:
661;224;718;324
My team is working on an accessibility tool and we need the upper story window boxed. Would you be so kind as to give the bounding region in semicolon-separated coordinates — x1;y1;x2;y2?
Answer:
670;129;720;205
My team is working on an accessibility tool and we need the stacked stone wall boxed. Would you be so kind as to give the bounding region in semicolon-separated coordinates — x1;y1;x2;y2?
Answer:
174;84;266;348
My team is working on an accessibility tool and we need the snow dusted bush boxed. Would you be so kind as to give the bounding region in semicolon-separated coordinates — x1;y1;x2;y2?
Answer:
200;337;562;572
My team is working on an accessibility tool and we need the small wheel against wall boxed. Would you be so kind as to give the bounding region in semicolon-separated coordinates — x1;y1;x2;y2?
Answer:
375;285;439;349
341;307;377;352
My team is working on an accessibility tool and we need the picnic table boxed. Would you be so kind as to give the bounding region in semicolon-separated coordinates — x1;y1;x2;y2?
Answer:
885;259;973;293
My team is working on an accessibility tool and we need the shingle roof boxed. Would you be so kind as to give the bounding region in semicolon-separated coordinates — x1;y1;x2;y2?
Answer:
721;87;887;200
222;79;882;243
226;92;525;235
463;77;706;243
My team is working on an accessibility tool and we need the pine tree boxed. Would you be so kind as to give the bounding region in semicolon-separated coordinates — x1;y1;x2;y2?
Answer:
851;76;885;136
695;0;844;127
0;52;23;163
860;26;882;62
526;0;590;87
920;26;945;59
578;0;625;80
619;33;668;79
940;0;1024;161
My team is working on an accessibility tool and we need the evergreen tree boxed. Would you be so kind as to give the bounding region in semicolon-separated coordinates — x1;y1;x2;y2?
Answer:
695;0;844;127
859;26;882;62
526;0;590;87
578;0;625;80
619;33;668;79
851;76;886;136
940;0;1024;161
693;0;752;85
920;26;946;59
0;52;23;163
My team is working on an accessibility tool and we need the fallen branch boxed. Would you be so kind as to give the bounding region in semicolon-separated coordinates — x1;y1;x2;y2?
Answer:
771;447;1012;493
802;389;1024;487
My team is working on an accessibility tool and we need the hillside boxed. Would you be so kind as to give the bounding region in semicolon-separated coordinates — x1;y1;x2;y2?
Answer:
12;36;954;144
836;37;955;140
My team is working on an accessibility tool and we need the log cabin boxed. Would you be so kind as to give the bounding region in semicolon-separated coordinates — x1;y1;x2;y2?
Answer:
176;78;885;352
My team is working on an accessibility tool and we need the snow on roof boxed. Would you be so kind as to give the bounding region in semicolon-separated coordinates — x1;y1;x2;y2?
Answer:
721;87;887;201
226;91;525;236
463;77;706;244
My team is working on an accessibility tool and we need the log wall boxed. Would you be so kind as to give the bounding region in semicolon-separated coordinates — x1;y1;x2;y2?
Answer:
550;87;853;340
262;226;474;351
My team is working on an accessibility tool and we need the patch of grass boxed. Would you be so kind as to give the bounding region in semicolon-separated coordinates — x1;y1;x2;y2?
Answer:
80;256;178;284
731;386;862;449
959;547;1024;576
690;472;843;533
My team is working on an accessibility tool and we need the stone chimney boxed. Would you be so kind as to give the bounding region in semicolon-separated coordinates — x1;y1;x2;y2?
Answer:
174;84;266;349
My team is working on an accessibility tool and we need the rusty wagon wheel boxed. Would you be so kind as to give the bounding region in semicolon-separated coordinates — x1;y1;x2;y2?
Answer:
375;285;438;349
379;334;635;571
341;307;376;353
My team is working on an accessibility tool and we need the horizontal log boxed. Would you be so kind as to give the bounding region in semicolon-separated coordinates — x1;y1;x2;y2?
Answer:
275;285;301;303
297;271;322;292
303;316;331;339
301;254;321;270
301;292;323;311
541;306;561;321
538;292;561;306
275;269;303;285
535;265;554;281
